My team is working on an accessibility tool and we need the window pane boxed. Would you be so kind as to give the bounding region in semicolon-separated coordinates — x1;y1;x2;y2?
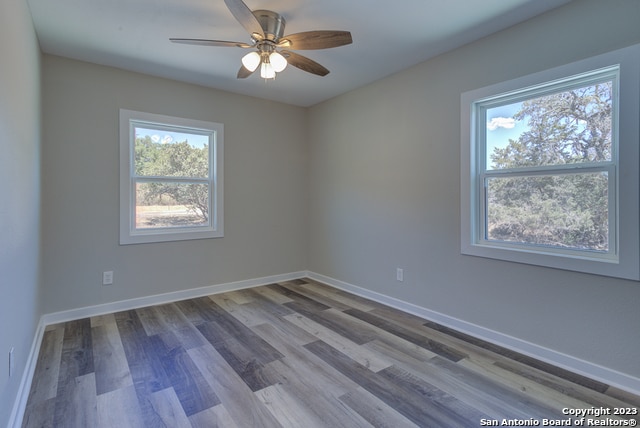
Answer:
134;126;210;178
135;182;209;229
486;172;608;251
486;81;612;170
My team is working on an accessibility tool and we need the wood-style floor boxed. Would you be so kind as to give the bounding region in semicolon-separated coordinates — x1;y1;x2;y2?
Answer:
22;278;640;427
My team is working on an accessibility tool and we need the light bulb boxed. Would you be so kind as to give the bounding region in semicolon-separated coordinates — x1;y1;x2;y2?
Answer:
269;52;287;72
241;51;261;72
261;61;276;79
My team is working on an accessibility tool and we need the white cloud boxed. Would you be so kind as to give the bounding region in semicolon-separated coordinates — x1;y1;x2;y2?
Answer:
487;117;516;131
161;135;173;144
151;135;160;143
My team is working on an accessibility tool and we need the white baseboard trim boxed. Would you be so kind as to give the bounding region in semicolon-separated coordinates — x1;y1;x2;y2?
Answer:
307;271;640;396
42;271;307;326
9;271;306;428
7;317;46;428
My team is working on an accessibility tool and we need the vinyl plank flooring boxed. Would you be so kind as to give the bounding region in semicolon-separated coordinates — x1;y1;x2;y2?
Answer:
424;320;609;392
284;304;378;345
25;327;64;405
304;339;480;427
379;364;490;424
223;289;255;305
97;385;145;428
113;310;173;427
278;281;362;312
255;383;330;428
195;319;283;391
339;387;420;428
369;305;436;329
459;355;635;418
254;323;361;397
283;311;392;372
242;301;319;345
300;279;378;312
92;321;132;395
213;335;278;392
267;283;332;312
209;292;295;330
147;387;192;427
114;310;171;394
22;278;640;427
58;318;94;379
248;284;295;305
52;320;95;427
90;313;116;328
345;308;467;362
21;397;55;428
135;306;165;337
607;386;640;407
187;344;283;428
260;359;374;428
189;403;241;428
194;298;285;364
151;333;220;416
53;373;98;428
364;339;545;421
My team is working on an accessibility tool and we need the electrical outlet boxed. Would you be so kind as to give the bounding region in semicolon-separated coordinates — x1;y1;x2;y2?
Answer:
9;347;14;377
396;268;404;282
102;271;114;285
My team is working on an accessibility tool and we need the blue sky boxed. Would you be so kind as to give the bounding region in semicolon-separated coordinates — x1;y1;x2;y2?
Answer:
485;102;527;168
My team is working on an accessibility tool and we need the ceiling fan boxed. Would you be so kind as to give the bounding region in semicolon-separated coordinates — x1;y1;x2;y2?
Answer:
170;0;353;80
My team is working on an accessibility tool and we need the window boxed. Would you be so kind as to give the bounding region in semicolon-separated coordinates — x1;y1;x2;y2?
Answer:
120;110;223;244
461;44;640;280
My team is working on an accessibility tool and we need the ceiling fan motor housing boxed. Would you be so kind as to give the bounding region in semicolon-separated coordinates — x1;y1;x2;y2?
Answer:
253;10;286;41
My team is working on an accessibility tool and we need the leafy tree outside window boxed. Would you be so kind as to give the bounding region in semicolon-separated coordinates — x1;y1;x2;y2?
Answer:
482;78;614;252
461;45;640;280
120;110;224;245
134;129;211;229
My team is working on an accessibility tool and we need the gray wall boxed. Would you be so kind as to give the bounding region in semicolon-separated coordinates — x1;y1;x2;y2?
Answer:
41;56;308;314
0;0;42;425
308;0;640;378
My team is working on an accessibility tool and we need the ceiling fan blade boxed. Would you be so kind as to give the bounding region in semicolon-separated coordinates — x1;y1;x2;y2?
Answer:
281;51;330;76
170;38;252;48
278;31;352;50
237;65;256;79
224;0;264;40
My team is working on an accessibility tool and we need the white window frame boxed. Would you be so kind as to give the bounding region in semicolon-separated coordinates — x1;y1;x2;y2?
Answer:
461;44;640;280
119;109;224;245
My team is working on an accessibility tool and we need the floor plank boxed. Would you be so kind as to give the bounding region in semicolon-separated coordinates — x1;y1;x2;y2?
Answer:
304;339;479;427
97;385;145;428
189;403;241;428
92;321;132;395
339;387;420;428
22;278;640;427
25;327;64;405
187;344;282;428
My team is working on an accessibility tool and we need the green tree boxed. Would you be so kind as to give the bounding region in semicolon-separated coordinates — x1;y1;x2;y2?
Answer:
487;82;611;250
135;137;210;221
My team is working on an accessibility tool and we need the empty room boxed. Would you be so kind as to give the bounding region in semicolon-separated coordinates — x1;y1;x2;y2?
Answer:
2;0;640;426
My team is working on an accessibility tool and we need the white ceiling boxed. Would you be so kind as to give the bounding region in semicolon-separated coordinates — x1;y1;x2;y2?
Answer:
27;0;570;107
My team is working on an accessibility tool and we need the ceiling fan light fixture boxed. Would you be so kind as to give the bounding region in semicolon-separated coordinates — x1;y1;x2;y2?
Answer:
269;51;287;72
260;61;276;79
241;51;261;72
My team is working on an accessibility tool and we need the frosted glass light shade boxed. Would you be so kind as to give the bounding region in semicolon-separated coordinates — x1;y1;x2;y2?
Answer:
269;52;287;72
241;52;261;72
261;62;276;79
